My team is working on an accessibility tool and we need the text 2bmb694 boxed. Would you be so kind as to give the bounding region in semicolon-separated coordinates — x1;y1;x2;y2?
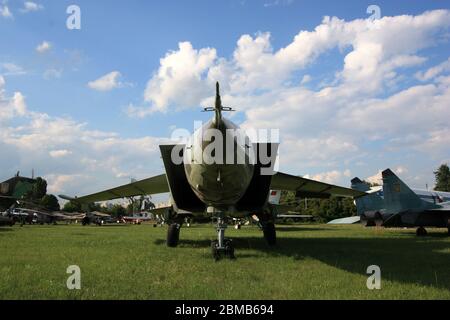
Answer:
219;304;274;315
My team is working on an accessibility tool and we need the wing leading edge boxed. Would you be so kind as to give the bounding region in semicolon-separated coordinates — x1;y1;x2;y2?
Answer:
59;174;169;204
270;172;366;198
59;171;364;205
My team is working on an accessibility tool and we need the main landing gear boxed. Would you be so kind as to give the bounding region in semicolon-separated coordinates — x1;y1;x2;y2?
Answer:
262;221;277;246
211;217;235;261
416;226;450;236
258;210;277;246
167;222;182;247
416;226;427;236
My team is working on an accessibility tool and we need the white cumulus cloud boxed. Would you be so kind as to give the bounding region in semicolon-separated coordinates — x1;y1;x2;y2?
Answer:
0;5;12;18
143;42;217;112
88;71;124;91
0;76;169;198
1;62;26;76
49;149;72;158
416;57;450;81
117;9;450;187
20;1;44;13
36;41;52;53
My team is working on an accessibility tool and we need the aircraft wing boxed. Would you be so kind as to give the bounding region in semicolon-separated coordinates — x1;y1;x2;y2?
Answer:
271;203;297;214
59;174;169;204
91;211;111;217
270;172;366;198
148;206;171;216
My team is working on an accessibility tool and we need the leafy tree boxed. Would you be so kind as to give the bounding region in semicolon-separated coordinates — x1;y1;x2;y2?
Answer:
279;190;356;223
110;204;127;217
40;194;60;211
31;177;47;200
434;164;450;192
88;202;104;212
62;200;82;213
142;196;155;210
126;202;135;215
126;195;155;215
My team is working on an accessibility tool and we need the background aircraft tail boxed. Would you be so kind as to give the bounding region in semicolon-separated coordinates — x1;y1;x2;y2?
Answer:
351;177;384;215
382;169;424;213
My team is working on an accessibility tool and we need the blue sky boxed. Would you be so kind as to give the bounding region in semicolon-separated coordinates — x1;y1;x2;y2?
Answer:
1;0;450;202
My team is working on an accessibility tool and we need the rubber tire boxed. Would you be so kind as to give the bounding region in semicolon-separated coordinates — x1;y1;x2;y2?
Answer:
263;222;277;246
82;216;90;226
167;223;180;247
374;213;383;227
225;240;235;259
361;215;374;227
211;240;220;261
416;226;427;236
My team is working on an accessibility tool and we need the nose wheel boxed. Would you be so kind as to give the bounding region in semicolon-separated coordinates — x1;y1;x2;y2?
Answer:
211;217;235;260
211;239;235;261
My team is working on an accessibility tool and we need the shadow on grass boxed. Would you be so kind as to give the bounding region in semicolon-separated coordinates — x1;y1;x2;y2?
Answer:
154;231;450;291
274;226;329;232
0;227;13;232
383;228;450;238
96;224;133;228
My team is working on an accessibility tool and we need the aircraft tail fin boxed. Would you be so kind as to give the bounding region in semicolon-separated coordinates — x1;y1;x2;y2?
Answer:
351;177;370;192
351;177;384;215
382;169;423;213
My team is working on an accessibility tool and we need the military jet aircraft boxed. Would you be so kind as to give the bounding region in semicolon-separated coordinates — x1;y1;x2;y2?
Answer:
0;194;79;225
0;174;36;211
60;82;364;260
5;207;80;225
353;169;450;236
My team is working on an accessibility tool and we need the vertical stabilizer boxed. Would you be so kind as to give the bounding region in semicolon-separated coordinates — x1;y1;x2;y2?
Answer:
351;177;384;215
382;169;425;213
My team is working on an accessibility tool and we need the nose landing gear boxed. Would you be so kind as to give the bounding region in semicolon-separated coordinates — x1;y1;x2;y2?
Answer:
211;217;235;261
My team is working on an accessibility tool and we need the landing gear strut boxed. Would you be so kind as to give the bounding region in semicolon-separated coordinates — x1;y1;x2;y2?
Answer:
211;217;235;261
262;222;277;245
416;226;427;236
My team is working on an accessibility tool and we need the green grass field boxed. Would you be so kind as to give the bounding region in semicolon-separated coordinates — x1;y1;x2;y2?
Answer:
0;223;449;299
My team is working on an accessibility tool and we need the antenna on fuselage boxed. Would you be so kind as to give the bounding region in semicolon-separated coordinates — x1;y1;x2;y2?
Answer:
202;82;234;125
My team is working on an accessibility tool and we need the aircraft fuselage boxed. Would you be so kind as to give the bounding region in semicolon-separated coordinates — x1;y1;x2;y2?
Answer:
184;117;255;208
